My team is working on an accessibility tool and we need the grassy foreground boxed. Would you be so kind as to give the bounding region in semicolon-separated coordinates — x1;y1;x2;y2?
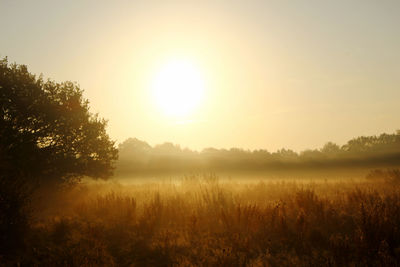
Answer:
16;176;400;266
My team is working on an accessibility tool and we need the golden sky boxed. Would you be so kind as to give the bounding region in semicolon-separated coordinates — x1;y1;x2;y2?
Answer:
1;1;400;151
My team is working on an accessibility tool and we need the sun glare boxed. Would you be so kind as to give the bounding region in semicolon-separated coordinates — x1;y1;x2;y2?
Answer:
151;59;205;118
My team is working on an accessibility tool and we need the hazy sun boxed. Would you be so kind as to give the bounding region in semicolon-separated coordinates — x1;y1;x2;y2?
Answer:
151;59;205;118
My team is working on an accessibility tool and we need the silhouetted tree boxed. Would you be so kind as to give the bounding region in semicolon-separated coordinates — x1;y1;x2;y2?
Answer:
115;131;400;175
321;142;341;155
118;138;152;157
154;142;182;155
0;58;118;184
0;58;118;263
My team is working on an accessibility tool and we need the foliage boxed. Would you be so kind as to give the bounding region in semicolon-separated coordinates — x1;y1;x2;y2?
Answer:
0;57;118;262
117;131;400;175
0;57;118;184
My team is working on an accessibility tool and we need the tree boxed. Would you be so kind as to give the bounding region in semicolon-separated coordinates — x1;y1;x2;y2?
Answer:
0;58;118;184
321;142;341;155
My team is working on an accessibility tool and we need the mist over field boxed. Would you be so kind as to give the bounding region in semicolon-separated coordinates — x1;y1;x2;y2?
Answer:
115;132;400;179
2;1;400;266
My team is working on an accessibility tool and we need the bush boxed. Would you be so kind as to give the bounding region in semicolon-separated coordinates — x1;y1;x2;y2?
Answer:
366;169;400;184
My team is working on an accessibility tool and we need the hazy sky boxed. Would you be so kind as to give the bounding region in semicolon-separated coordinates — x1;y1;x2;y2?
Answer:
1;0;399;151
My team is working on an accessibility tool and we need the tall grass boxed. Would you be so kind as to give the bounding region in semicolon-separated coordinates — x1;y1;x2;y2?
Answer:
7;175;400;266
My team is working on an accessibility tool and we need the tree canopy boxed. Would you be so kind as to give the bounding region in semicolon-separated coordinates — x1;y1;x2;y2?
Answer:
116;131;400;175
0;58;118;184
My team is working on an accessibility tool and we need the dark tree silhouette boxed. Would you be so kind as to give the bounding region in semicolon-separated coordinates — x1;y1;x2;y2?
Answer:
0;58;118;261
0;58;118;184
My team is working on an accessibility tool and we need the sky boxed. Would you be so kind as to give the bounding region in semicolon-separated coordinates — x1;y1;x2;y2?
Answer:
1;0;399;152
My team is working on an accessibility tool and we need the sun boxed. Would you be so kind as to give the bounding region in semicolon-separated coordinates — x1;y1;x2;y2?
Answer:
151;59;205;118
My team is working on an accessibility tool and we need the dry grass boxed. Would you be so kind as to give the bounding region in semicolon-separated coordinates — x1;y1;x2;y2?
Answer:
11;175;400;266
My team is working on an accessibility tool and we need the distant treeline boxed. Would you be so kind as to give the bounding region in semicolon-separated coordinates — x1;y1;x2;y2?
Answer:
115;131;400;176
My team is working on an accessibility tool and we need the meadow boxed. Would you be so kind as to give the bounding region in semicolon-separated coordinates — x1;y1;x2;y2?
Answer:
13;173;400;266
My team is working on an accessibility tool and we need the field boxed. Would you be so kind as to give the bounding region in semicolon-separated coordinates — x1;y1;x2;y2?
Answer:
11;174;400;266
